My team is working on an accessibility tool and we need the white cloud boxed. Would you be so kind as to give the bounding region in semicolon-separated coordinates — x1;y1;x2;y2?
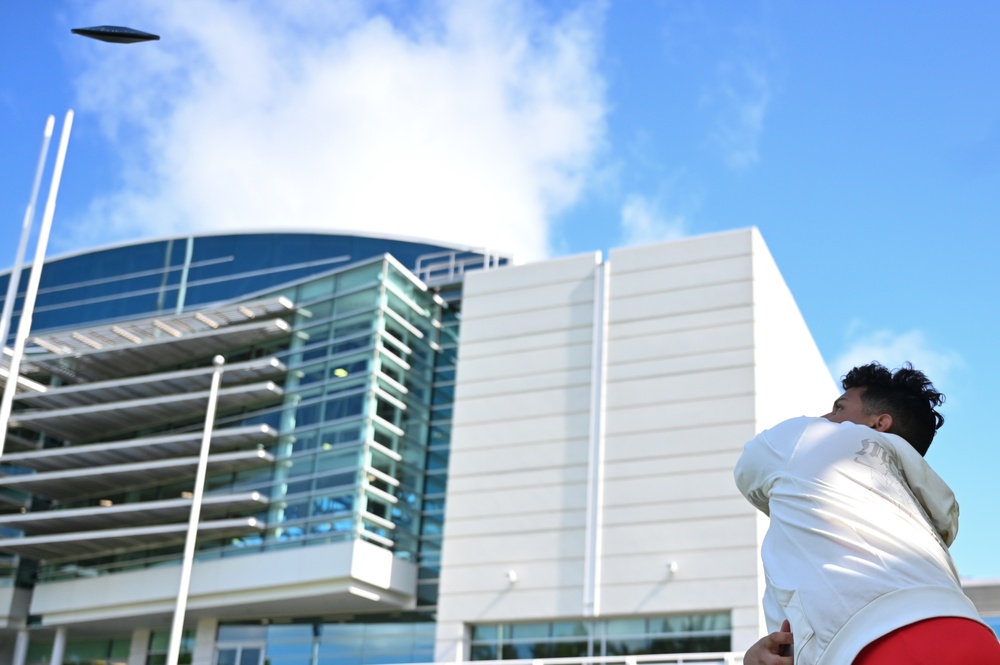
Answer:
67;0;608;262
702;61;769;169
618;193;685;246
830;328;964;388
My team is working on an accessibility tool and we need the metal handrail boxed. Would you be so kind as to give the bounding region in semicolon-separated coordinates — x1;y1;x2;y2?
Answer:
414;249;508;285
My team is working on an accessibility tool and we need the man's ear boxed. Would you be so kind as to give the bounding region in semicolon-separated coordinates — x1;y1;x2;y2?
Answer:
872;413;893;433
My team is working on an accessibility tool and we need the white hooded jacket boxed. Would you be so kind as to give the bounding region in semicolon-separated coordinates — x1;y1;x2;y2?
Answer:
734;416;982;665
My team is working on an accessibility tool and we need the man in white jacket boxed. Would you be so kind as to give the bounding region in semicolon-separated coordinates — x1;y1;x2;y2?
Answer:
735;362;1000;664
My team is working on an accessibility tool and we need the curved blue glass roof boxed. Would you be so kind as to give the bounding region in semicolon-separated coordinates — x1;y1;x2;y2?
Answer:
1;231;502;336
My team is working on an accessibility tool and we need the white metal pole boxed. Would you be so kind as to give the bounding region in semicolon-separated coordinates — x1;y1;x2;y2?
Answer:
0;115;55;350
0;110;73;459
12;628;29;665
50;627;67;665
167;355;225;665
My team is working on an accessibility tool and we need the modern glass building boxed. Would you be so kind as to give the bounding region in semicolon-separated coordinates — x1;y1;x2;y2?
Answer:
2;228;994;665
0;231;505;664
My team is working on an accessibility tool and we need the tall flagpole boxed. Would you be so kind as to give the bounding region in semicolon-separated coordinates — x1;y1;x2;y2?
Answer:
0;115;55;350
0;110;74;458
167;355;225;665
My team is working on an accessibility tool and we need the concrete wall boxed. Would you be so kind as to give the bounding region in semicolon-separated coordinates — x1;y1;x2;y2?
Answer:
30;539;416;627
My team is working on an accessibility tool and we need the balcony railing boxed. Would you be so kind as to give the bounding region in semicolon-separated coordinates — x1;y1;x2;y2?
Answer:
414;249;508;285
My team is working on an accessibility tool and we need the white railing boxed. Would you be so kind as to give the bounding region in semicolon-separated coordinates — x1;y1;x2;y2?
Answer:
384;654;744;665
414;249;508;285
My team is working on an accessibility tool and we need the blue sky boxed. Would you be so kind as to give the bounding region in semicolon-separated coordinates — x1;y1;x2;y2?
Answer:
2;1;999;578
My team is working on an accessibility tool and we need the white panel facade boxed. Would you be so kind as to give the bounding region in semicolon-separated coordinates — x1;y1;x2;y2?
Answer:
599;231;760;652
436;253;601;660
435;229;835;660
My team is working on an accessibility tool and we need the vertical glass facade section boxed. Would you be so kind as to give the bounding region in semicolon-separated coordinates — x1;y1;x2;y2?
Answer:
224;257;447;564
6;252;454;588
415;283;461;607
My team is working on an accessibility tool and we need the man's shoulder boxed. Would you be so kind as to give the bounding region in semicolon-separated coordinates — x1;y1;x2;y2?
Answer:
762;415;831;440
772;418;879;465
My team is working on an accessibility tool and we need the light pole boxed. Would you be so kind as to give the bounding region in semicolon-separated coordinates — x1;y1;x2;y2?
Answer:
167;355;226;665
0;110;74;459
0;115;54;350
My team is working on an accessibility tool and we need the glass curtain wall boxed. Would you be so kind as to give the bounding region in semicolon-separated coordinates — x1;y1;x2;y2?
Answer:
469;614;732;660
25;636;133;665
0;233;465;340
415;283;461;607
234;255;447;564
214;268;459;663
17;256;447;582
217;620;435;665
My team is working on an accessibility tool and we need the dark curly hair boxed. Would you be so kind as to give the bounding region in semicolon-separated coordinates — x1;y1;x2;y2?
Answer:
841;362;945;456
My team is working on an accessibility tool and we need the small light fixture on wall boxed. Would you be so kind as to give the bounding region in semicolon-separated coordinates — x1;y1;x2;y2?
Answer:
666;560;679;579
505;570;518;584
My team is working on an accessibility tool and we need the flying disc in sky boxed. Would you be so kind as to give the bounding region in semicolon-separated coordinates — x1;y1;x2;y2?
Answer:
70;25;159;44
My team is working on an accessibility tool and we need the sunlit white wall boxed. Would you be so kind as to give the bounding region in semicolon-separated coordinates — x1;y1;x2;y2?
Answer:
436;228;836;659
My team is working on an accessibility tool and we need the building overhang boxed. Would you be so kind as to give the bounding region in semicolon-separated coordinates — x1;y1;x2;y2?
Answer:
14;357;286;410
0;424;278;473
1;430;40;454
0;491;268;535
0;517;264;561
0;450;275;501
9;381;283;442
25;297;295;383
29;540;417;632
0;360;48;394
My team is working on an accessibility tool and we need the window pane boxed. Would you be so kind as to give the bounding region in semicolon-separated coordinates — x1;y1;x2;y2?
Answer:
239;647;262;665
216;649;238;665
218;626;267;642
471;614;732;661
509;623;548;640
470;645;497;660
471;624;499;641
606;638;652;655
606;618;645;636
533;641;589;658
552;621;589;637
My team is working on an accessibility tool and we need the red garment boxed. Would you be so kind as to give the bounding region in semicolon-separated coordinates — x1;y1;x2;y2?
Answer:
853;617;1000;664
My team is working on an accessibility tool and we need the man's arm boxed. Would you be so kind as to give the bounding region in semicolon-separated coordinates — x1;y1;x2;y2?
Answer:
743;620;793;665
